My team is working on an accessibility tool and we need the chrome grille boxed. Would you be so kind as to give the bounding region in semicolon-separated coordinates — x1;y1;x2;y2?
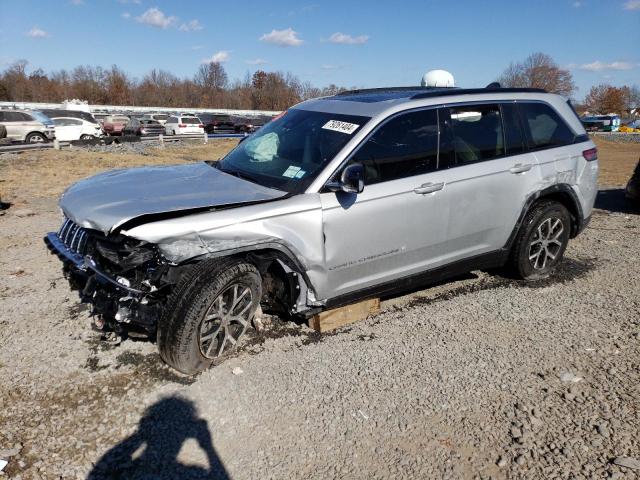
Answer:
58;218;90;256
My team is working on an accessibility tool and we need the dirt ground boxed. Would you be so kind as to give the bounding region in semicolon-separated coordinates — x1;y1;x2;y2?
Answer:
0;138;639;480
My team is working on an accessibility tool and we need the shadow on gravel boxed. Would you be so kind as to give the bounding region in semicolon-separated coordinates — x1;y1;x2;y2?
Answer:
404;257;597;309
87;397;229;480
595;188;639;215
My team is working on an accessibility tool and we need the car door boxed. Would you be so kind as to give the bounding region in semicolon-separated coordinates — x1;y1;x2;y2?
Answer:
54;118;83;141
319;107;451;300
438;102;540;260
1;111;27;140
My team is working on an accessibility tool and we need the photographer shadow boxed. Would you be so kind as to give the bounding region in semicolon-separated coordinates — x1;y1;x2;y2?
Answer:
87;396;229;480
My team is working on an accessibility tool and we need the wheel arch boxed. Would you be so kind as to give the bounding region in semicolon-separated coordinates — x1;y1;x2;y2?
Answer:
24;130;47;141
505;184;584;251
174;243;315;316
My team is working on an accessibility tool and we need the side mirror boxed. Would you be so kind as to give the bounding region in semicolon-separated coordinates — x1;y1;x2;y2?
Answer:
326;164;365;194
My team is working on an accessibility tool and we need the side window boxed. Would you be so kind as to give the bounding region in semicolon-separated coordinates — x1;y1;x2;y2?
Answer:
68;118;82;126
449;104;504;165
501;103;525;156
4;112;23;121
20;113;34;121
520;102;575;149
0;112;5;121
350;109;439;185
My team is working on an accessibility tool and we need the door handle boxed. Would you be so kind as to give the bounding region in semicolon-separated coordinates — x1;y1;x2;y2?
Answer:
509;163;532;174
414;182;444;194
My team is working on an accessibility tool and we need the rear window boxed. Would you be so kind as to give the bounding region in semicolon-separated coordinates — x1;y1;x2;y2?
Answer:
109;117;130;123
519;103;576;150
181;117;201;124
153;114;168;121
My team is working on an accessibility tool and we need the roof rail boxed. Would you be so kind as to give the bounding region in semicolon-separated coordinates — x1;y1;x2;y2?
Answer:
410;87;547;100
335;86;449;96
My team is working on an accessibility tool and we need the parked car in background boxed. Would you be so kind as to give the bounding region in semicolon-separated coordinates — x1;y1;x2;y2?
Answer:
41;109;99;125
0;109;55;143
233;117;258;133
142;114;170;125
197;114;235;134
51;117;104;141
102;115;130;136
581;115;621;132
165;115;204;135
626;158;640;206
122;118;166;136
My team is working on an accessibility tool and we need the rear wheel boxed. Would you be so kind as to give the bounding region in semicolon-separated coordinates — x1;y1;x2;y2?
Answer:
508;201;571;280
158;258;262;374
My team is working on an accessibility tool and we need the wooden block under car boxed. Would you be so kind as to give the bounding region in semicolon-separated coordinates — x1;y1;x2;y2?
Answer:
309;298;380;333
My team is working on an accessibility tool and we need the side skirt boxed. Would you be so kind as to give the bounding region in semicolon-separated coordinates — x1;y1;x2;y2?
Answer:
322;249;508;312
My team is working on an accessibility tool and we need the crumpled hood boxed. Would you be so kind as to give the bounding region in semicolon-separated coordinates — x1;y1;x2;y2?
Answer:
59;162;286;234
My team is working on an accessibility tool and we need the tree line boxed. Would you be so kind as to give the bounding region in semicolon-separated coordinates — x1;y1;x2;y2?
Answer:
0;60;347;111
0;54;638;115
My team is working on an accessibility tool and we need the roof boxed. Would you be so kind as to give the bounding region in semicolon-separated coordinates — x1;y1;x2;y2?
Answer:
295;86;550;118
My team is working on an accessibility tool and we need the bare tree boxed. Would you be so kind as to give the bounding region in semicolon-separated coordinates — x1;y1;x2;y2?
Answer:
195;62;228;91
497;52;576;97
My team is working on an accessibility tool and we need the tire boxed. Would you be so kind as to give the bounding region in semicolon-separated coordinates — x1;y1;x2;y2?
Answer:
158;258;262;375
25;132;46;143
508;201;571;280
0;125;6;139
80;134;94;140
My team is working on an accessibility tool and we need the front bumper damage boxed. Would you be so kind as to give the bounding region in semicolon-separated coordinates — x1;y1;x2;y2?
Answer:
44;231;162;334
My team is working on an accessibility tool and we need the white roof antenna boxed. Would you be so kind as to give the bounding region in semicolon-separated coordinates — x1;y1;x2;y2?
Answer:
421;70;455;88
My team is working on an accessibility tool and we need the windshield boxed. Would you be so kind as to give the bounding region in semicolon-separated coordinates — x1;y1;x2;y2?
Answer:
217;109;370;193
31;111;53;125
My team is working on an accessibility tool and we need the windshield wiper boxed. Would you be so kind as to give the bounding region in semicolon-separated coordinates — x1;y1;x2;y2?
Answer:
216;164;261;185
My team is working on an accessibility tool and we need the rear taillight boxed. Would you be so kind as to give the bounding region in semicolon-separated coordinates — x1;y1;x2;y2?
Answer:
583;148;598;161
178;124;186;128
198;124;204;128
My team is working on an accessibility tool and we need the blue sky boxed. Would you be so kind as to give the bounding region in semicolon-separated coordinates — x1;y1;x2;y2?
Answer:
1;0;638;99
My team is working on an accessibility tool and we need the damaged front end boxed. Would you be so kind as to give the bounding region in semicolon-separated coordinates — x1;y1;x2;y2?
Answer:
44;217;177;337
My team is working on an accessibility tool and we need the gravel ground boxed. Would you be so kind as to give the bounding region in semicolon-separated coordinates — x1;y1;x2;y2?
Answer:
0;186;639;479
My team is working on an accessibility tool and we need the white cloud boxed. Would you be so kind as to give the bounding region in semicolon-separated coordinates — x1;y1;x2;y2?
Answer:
26;27;49;38
191;45;204;50
117;0;141;4
121;12;131;19
327;32;369;45
260;28;303;47
179;19;203;32
136;8;177;29
246;58;268;65
576;61;636;71
572;1;582;7
202;51;230;63
70;0;84;5
623;0;640;10
321;64;341;70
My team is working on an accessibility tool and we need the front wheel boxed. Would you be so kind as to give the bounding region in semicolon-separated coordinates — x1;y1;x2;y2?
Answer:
25;132;46;143
80;134;94;140
508;201;571;280
158;258;262;374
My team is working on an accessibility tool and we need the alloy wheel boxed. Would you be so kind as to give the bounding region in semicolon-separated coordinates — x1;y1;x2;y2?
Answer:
198;283;253;359
528;217;564;270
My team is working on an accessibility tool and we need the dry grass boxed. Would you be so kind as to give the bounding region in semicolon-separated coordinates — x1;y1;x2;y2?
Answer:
591;136;640;186
0;139;238;205
0;136;638;207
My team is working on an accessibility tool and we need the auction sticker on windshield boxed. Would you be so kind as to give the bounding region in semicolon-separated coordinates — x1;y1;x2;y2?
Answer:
322;120;360;135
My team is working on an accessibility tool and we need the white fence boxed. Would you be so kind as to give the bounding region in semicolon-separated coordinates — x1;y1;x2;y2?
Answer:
0;101;280;117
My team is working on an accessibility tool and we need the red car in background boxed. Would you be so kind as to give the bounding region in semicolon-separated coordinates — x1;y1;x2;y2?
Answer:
102;115;130;136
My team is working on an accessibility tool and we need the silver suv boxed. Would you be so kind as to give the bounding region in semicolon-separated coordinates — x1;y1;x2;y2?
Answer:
0;109;56;143
45;86;599;374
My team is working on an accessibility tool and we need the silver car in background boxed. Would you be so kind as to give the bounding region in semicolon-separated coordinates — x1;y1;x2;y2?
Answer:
45;85;599;374
0;109;56;143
